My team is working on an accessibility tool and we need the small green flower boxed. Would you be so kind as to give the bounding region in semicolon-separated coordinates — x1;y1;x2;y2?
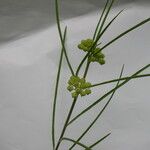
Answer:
67;76;92;98
99;58;105;65
85;89;91;95
80;90;86;97
78;39;94;52
78;38;106;65
67;85;74;91
72;92;78;98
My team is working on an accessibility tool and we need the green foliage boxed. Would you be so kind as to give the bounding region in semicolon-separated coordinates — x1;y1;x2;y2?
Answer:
67;76;92;98
78;39;106;65
52;0;150;149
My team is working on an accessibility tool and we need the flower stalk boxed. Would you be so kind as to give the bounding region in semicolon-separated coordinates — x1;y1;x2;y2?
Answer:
52;0;150;149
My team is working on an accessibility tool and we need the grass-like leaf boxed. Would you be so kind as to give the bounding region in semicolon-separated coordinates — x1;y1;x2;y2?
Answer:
100;18;150;51
96;0;115;38
93;0;110;40
90;74;150;88
55;0;74;75
55;97;78;150
76;16;150;75
52;28;67;149
88;133;111;149
68;64;150;125
76;0;114;75
69;65;124;149
62;137;92;150
83;60;90;78
96;9;124;40
84;0;116;77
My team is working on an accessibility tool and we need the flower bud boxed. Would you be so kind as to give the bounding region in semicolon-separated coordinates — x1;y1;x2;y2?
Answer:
80;90;86;96
72;92;78;98
67;85;74;91
85;89;91;95
99;58;105;65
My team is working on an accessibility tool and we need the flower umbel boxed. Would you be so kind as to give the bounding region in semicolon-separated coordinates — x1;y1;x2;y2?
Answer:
78;39;106;65
78;39;94;52
67;76;92;98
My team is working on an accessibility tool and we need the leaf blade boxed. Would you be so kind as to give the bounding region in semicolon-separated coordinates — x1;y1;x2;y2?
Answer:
55;0;74;75
101;18;150;51
52;27;67;149
93;0;110;40
89;133;111;148
68;65;124;150
69;64;150;125
90;74;150;88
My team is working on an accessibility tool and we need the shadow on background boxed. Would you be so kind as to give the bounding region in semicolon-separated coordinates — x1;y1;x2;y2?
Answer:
0;0;149;44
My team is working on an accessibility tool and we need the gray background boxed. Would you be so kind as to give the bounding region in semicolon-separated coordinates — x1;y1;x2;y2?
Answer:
0;0;149;43
0;0;150;150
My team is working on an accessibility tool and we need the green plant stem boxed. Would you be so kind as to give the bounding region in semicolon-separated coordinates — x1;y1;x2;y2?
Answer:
55;0;74;75
69;65;124;149
83;60;90;78
55;97;78;150
76;18;150;76
52;28;67;149
96;0;115;38
82;7;123;80
93;0;110;40
54;1;76;148
88;133;111;149
68;64;150;125
55;39;91;150
99;18;150;52
75;0;114;76
90;74;150;88
96;9;124;42
62;137;92;149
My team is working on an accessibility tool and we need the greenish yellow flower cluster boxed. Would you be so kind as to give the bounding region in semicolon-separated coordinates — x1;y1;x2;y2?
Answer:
89;47;105;65
78;39;105;65
78;39;94;52
67;76;92;98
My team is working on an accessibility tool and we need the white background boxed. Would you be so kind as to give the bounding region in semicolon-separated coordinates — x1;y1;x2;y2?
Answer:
0;0;150;150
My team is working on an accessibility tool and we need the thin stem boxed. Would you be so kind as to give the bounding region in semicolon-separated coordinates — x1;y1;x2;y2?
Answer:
83;60;90;78
96;9;124;42
90;74;150;88
76;0;113;76
93;0;110;40
55;97;78;150
62;137;92;149
55;0;74;75
100;18;150;51
52;28;67;149
69;65;124;149
76;53;89;76
96;0;115;38
68;64;150;125
89;133;111;149
76;18;150;76
75;36;100;76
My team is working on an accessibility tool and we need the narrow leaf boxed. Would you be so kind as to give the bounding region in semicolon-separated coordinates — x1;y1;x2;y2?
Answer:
76;18;150;75
96;0;115;38
69;64;150;125
55;0;74;75
89;133;111;148
69;65;124;150
90;74;150;88
97;9;124;40
52;28;67;149
62;137;92;150
93;0;110;40
100;18;150;51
